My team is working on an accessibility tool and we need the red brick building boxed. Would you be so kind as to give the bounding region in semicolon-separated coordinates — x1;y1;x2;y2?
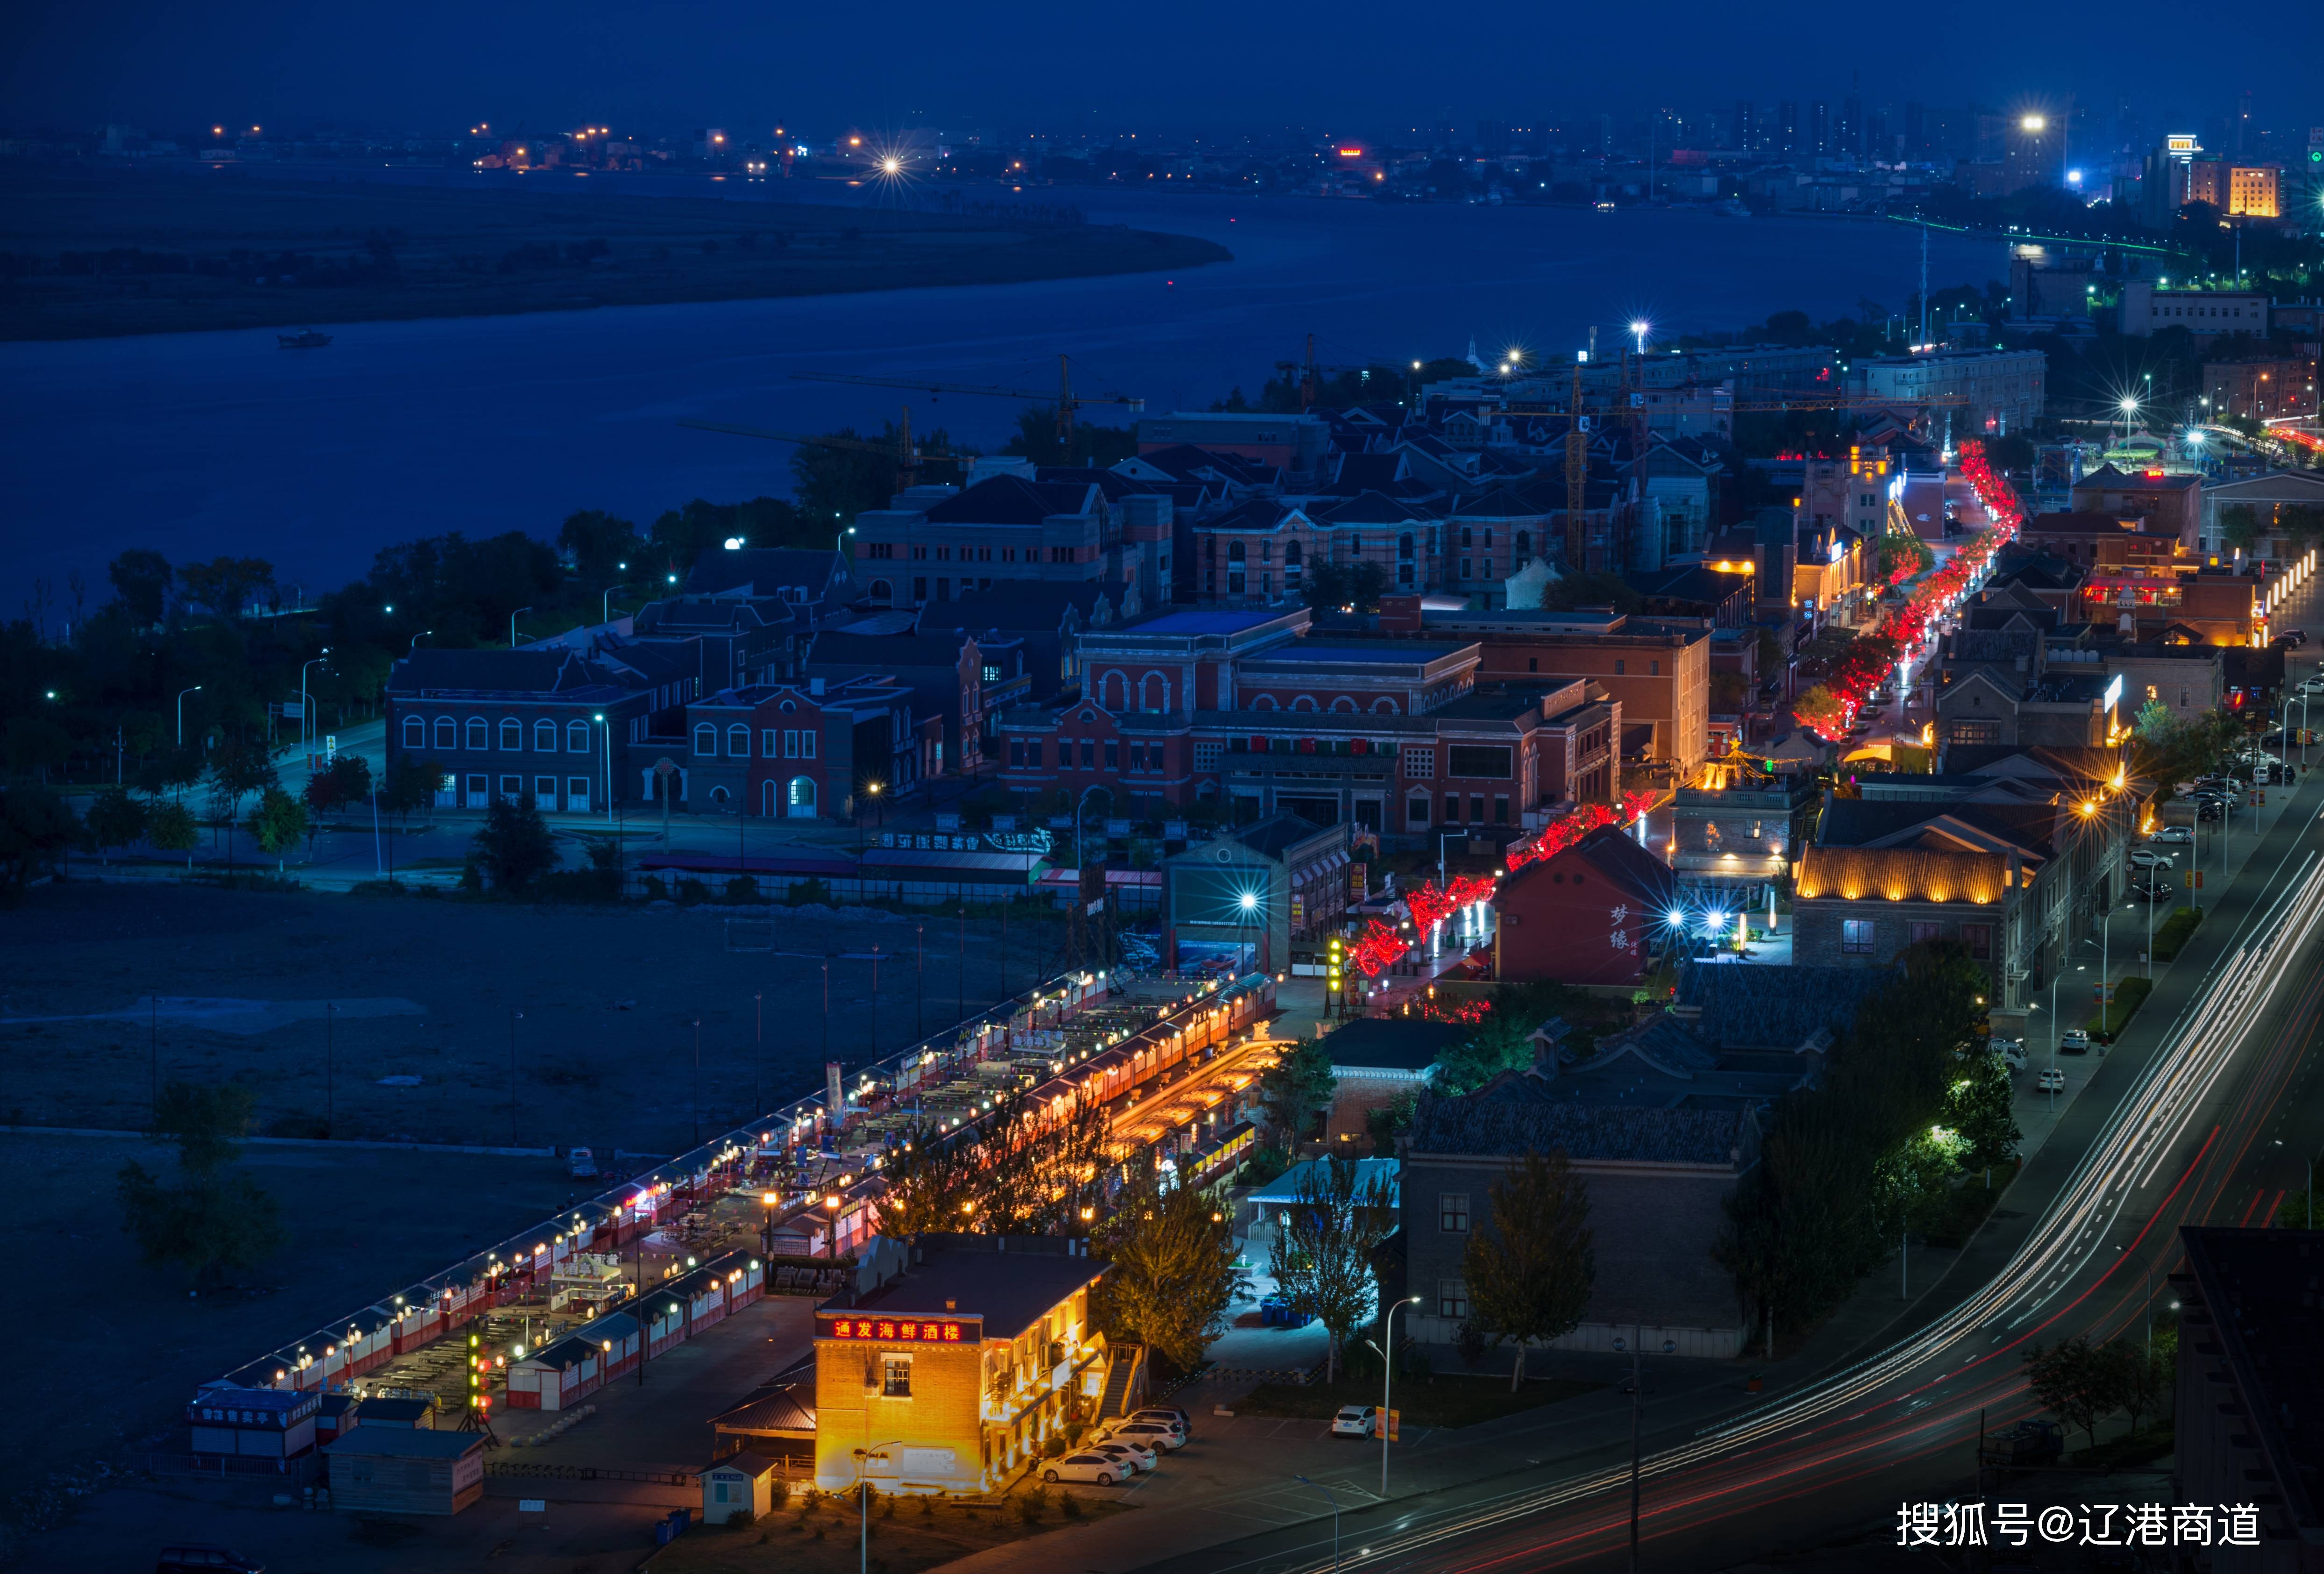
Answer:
1493;826;1678;986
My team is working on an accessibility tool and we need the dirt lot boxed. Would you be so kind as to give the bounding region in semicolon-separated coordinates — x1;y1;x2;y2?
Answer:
0;166;1231;341
0;881;1059;1153
1;1131;572;1545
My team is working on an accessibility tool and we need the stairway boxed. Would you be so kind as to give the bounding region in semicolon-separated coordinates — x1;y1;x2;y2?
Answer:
1096;1342;1146;1422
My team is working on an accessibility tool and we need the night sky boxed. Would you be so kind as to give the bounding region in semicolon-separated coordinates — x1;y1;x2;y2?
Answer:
3;0;2313;138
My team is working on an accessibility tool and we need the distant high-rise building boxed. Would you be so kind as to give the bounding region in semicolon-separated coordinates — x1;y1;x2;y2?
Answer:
1732;100;1758;152
1866;108;1890;160
1839;94;1863;157
1778;101;1800;156
1904;101;1928;158
2003;111;2059;193
2236;89;2253;154
1810;101;1831;156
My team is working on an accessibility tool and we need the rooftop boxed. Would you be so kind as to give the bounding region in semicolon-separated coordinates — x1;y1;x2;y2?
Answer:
841;1239;1107;1342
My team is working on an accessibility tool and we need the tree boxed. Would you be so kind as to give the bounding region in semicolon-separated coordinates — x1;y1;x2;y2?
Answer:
998;410;1135;469
108;548;173;626
245;787;310;876
177;556;277;621
1944;1047;2020;1173
791;427;914;525
3;714;72;783
558;508;645;585
1365;1088;1419;1158
83;786;150;865
2023;1337;2110;1451
2219;503;2261;555
207;737;278;866
2102;1336;2170;1435
1269;1151;1396;1382
381;755;438;828
874;1120;988;1238
0;783;75;902
1257;1039;1335;1146
471;793;557;891
1792;684;1846;735
1091;1162;1237;1372
148;799;199;869
302;754;372;819
1434;1011;1538;1095
1461;1149;1596;1389
115;1080;287;1290
136;746;206;801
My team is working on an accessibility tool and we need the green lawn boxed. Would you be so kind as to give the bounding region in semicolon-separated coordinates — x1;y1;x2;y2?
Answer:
1232;1373;1599;1428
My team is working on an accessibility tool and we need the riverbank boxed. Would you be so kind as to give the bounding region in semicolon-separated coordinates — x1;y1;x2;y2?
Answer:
0;166;1231;341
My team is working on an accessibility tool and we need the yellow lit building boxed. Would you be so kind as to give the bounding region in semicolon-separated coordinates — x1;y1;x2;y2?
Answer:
812;1238;1112;1496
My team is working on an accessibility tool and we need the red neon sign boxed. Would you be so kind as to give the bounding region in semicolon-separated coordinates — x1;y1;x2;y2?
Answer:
821;1317;970;1343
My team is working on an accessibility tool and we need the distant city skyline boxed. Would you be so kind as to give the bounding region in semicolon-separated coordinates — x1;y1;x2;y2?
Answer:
4;0;2314;143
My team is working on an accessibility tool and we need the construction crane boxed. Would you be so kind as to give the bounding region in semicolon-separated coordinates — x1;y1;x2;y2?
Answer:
676;408;959;491
790;355;1143;449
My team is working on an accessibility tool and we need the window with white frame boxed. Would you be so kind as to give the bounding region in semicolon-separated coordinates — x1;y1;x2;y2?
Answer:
1437;1278;1468;1319
1404;746;1436;779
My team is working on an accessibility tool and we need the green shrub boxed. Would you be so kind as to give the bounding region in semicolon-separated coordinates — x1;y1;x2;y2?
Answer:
642;875;669;901
788;875;832;906
2090;975;2153;1042
676;876;710;905
725;874;760;902
2150;905;2202;962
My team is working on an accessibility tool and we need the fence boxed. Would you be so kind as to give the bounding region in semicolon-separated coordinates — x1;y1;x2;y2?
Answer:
146;1452;318;1484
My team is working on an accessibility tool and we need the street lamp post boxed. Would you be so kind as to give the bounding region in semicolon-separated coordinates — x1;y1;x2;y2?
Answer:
299;650;332;762
592;713;613;828
850;1440;905;1574
1292;1475;1340;1572
1379;1295;1421;1496
510;607;532;648
1620;1331;1678;1574
176;684;203;748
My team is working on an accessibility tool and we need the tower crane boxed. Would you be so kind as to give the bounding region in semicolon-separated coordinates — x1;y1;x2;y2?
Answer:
790;355;1143;449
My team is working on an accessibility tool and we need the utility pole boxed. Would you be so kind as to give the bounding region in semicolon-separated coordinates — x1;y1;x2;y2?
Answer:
325;1002;335;1137
754;993;763;1117
915;923;925;1040
508;1009;522;1148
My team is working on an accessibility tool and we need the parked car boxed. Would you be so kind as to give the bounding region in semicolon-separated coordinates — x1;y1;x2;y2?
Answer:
2127;848;2174;869
1129;1407;1192;1433
2060;1029;2093;1055
1113;1420;1186;1450
1989;1038;2028;1071
2197;802;2225;822
2037;1068;2067;1092
2129;881;2175;904
157;1552;266;1574
2149;826;2194;844
1089;1440;1156;1474
1331;1405;1380;1439
1043;1453;1123;1486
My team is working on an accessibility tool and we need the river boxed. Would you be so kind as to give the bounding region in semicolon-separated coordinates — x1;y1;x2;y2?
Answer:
0;181;2003;613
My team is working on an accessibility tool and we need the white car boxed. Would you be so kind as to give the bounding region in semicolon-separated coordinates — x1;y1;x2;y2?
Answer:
1090;1440;1156;1474
2060;1029;2093;1055
2149;826;2194;845
1330;1405;1380;1439
1043;1453;1124;1486
2037;1068;2066;1092
1989;1039;2027;1071
2128;848;2175;869
1129;1408;1191;1433
1109;1420;1187;1451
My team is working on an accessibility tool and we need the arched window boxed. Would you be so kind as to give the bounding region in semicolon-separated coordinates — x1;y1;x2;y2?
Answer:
1330;697;1357;713
1372;698;1400;714
708;785;730;805
567;720;590;753
435;717;456;751
787;776;818;817
693;724;718;756
499;718;523;751
1140;673;1169;712
400;716;425;749
1291;695;1318;712
727;724;751;758
534;719;558;753
762;780;780;817
1228;541;1247;563
779;700;796;712
1251;695;1278;711
1101;671;1128;711
465;718;488;751
1284;540;1303;566
868;579;893;603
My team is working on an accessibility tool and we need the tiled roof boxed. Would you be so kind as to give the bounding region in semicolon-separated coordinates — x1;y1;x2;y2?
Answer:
1675;965;1889;1049
925;475;1100;525
685;548;850;599
1406;1089;1750;1166
1794;843;2011;905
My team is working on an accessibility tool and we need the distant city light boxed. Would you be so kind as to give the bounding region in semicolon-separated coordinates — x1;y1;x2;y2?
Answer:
2021;114;2046;132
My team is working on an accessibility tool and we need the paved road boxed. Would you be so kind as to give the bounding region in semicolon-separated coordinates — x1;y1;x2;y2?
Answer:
1117;600;2324;1574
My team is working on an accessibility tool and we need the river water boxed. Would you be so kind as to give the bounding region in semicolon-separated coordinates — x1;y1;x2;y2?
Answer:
0;181;2003;612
